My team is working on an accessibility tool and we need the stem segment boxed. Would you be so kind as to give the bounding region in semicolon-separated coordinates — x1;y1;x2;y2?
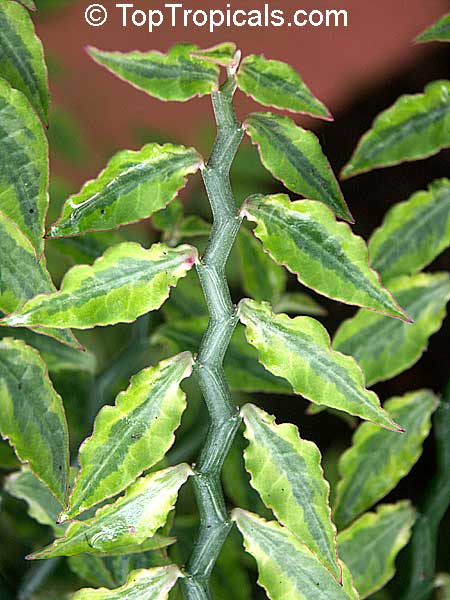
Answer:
180;75;243;599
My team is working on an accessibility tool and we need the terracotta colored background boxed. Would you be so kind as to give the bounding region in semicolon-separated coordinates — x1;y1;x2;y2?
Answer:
35;0;448;179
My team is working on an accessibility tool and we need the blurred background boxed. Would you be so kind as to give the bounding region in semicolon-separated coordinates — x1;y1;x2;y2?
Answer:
2;1;449;597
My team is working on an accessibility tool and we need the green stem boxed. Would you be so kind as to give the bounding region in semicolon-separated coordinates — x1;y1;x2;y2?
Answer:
180;75;243;599
399;377;450;600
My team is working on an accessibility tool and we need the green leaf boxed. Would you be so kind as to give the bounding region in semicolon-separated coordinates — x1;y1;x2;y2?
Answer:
48;144;202;238
369;179;450;282
64;352;193;520
71;566;182;600
29;464;192;559
337;502;416;598
52;231;125;266
416;12;450;43
154;317;292;394
238;299;400;430
232;509;352;599
2;242;197;329
273;292;326;316
0;338;69;503
68;555;117;590
237;54;331;119
153;198;184;234
190;42;237;67
341;80;450;178
237;226;286;303
0;0;48;121
243;194;407;319
334;390;437;528
241;403;340;579
16;0;37;11
87;44;219;102
333;272;450;386
177;215;211;239
245;112;352;221
0;78;48;254
4;466;63;528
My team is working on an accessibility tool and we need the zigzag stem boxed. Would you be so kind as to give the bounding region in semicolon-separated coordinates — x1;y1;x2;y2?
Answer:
180;74;243;599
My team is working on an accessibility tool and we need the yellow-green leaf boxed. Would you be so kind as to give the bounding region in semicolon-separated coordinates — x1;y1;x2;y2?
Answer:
333;272;450;386
334;390;437;528
416;12;450;43
337;502;416;598
237;54;331;119
64;353;193;520
2;242;197;330
191;42;237;67
29;464;192;559
88;44;219;102
245;112;352;221
71;565;183;600
341;81;450;178
0;338;69;503
0;0;49;121
48;144;202;238
0;78;48;254
369;179;450;282
243;194;407;319
241;403;340;579
238;299;400;430
232;509;352;599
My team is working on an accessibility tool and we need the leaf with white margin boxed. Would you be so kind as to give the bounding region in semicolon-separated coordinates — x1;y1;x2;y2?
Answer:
242;194;408;319
337;502;416;598
0;0;49;121
191;42;238;66
48;143;202;238
245;112;352;221
2;242;197;330
0;78;48;254
71;566;182;600
369;179;450;282
0;338;69;504
341;81;450;178
88;44;219;102
64;353;193;520
237;54;331;119
232;509;352;599
29;464;192;559
334;390;437;528
241;403;340;580
238;299;401;430
333;272;450;386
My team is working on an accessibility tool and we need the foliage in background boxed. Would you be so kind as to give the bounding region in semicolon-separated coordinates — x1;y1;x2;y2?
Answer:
0;3;449;599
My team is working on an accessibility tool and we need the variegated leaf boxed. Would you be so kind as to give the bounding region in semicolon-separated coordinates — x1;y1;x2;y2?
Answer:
273;292;326;316
237;226;286;303
245;112;352;221
5;466;63;528
232;510;352;599
341;80;450;178
334;390;437;528
237;54;331;119
71;566;182;600
0;0;49;121
333;272;450;386
416;12;450;43
191;42;237;67
241;403;340;579
2;242;197;329
369;179;450;282
48;144;202;238
238;299;400;430
337;502;416;598
0;338;69;503
154;317;292;394
0;78;48;254
88;44;219;102
29;464;192;559
242;194;407;319
64;353;193;520
15;0;36;10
